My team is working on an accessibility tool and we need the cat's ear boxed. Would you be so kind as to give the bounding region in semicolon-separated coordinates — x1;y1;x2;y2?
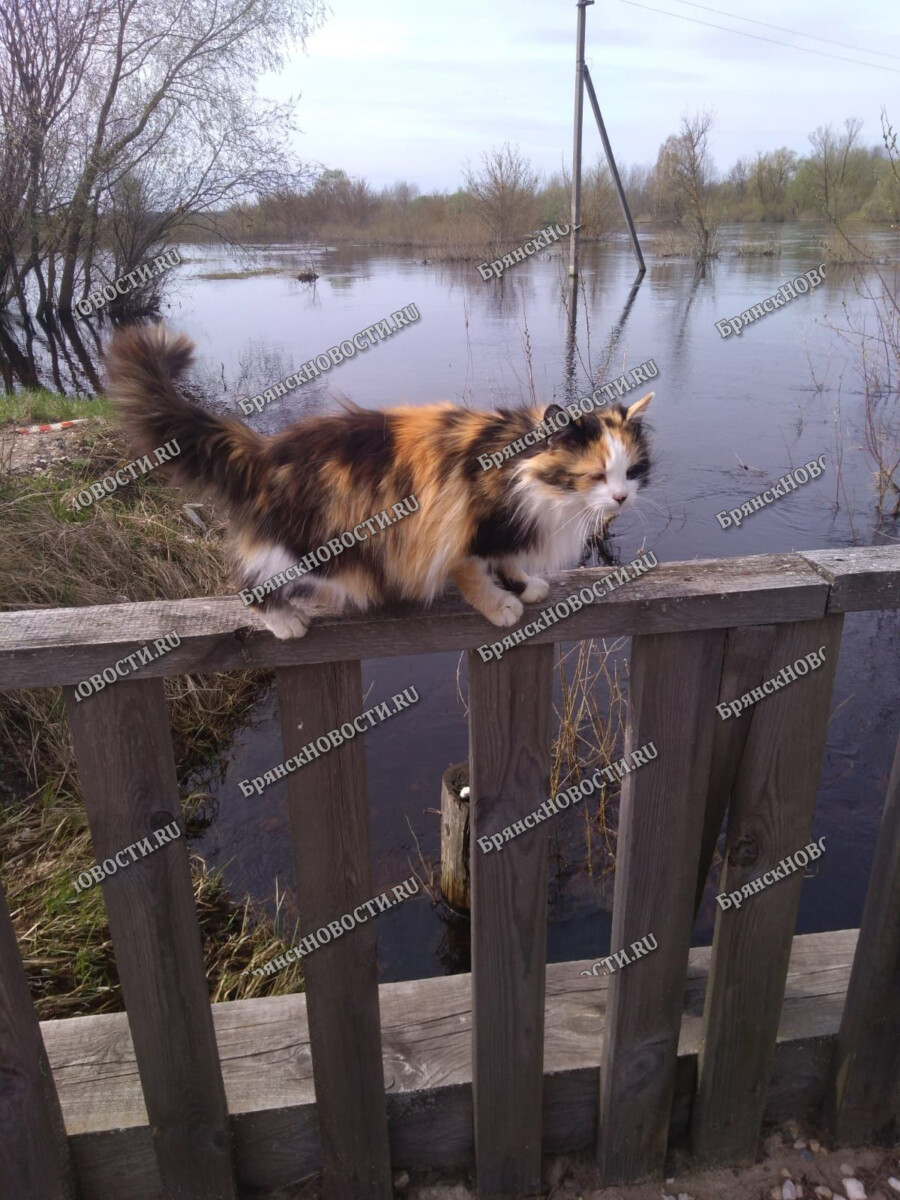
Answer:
626;392;654;421
543;403;577;447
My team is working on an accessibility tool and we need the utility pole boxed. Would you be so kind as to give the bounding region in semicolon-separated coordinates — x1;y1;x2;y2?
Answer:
568;0;593;280
567;0;645;280
584;66;646;274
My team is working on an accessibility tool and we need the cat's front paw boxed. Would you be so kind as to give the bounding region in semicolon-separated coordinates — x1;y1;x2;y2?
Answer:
520;576;550;603
261;608;310;640
482;592;524;627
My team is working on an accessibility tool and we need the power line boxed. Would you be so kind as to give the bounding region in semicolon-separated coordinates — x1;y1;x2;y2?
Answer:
617;0;900;74
667;0;900;63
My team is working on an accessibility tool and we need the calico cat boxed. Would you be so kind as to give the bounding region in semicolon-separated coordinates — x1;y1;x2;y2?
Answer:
105;324;653;639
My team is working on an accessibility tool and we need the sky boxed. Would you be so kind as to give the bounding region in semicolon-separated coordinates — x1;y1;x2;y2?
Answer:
261;0;900;191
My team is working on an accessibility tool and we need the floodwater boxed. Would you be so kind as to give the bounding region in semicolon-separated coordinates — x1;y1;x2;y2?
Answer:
8;224;899;981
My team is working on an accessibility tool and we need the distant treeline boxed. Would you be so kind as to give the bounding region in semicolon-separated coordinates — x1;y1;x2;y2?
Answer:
202;115;900;248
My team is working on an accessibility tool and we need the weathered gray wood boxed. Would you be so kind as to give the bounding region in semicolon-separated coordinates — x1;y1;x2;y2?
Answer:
0;880;78;1200
276;661;391;1200
42;931;858;1198
826;721;900;1143
440;761;470;912
63;677;237;1200
0;552;835;689
597;628;726;1185
468;643;554;1199
691;614;844;1165
799;545;900;612
694;625;777;916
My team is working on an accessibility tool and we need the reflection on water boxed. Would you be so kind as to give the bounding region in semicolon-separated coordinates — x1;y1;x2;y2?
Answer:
6;224;899;981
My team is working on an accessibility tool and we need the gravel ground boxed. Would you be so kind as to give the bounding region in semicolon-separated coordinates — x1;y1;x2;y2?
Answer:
0;423;88;476
283;1127;899;1200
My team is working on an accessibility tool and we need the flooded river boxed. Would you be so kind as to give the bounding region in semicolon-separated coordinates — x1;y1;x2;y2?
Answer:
9;223;899;981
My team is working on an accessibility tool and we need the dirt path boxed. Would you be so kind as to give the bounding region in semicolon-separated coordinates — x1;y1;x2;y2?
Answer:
387;1128;900;1200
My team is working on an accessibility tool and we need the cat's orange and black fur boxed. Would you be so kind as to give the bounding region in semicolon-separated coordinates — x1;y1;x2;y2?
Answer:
105;324;653;638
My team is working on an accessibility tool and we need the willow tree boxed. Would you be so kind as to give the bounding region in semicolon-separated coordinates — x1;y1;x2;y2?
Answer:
0;0;325;316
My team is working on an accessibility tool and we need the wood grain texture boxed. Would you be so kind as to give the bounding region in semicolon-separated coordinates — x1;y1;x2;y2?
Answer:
468;643;554;1199
0;880;78;1200
41;931;857;1198
0;552;833;689
799;546;900;612
826;721;900;1143
276;661;391;1200
691;614;844;1165
694;625;777;916
63;677;237;1200
440;762;470;912
596;628;726;1185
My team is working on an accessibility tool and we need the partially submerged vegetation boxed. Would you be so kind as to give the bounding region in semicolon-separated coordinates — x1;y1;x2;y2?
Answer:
822;113;900;520
196;266;289;281
733;240;781;258
0;413;304;1017
196;113;900;261
552;637;628;878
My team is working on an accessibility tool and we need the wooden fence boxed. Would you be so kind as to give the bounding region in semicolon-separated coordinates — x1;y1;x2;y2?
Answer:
0;545;898;1200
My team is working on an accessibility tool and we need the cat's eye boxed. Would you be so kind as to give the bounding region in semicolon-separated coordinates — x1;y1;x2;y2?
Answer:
590;471;607;483
626;462;648;480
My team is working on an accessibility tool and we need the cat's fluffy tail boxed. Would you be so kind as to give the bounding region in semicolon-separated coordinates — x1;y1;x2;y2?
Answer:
105;324;267;509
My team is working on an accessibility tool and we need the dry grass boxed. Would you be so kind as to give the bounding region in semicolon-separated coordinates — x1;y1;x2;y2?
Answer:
196;266;288;280
733;241;781;258
0;419;305;1016
653;229;698;258
653;226;720;262
551;636;629;877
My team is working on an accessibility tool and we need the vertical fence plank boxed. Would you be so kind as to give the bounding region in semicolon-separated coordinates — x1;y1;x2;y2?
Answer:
694;625;777;916
468;642;554;1200
276;661;392;1200
0;880;79;1200
64;678;237;1200
691;614;843;1165
826;720;900;1143
596;628;725;1185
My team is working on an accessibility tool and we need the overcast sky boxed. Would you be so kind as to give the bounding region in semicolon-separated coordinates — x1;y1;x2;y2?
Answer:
264;0;899;190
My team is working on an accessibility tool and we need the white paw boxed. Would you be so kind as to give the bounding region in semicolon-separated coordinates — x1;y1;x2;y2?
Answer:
261;608;309;640
483;592;524;628
520;576;550;603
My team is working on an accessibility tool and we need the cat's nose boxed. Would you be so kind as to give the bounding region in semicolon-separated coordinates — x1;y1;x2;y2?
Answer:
612;493;627;505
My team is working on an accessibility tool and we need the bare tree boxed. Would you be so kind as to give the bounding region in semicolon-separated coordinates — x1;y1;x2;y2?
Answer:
463;144;541;240
648;135;684;222
383;181;420;213
672;110;719;260
807;118;865;218
581;160;618;239
0;0;101;316
622;162;652;216
0;0;326;316
727;156;751;200
747;147;797;218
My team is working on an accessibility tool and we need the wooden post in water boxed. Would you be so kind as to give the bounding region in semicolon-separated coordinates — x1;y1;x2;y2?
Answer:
440;761;471;913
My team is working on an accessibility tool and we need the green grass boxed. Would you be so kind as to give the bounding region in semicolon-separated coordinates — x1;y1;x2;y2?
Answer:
0;389;112;427
0;419;305;1016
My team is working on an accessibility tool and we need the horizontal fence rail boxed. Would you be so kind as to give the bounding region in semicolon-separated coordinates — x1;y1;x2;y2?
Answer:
1;547;898;689
0;546;898;1200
